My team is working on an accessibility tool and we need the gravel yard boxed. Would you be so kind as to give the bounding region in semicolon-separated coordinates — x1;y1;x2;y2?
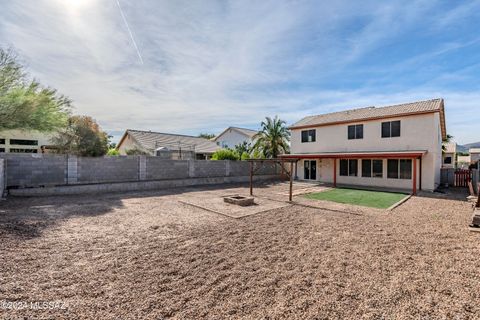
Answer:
0;183;479;319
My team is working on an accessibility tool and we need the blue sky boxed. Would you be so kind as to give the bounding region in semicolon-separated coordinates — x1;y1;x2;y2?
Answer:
1;0;479;144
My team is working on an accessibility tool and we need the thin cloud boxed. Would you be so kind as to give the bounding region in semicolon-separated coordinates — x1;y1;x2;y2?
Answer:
0;0;479;144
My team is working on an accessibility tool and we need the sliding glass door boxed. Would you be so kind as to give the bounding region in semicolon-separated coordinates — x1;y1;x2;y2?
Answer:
304;160;317;180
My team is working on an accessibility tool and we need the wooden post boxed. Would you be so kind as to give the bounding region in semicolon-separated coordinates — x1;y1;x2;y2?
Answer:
412;157;417;195
333;158;337;188
249;161;253;196
289;161;293;202
477;183;480;208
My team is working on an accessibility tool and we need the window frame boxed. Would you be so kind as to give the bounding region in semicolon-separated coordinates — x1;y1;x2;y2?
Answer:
348;124;363;140
340;159;358;177
381;120;401;138
9;139;39;146
387;159;412;180
362;159;383;178
301;129;316;143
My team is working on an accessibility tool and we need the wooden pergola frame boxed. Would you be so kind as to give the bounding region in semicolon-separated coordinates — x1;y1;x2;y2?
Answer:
246;158;299;201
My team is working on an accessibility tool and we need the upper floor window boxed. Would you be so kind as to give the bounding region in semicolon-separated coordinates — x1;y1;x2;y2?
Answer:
301;129;316;143
444;156;452;164
339;159;358;176
381;121;401;138
10;139;38;146
348;124;363;140
0;138;5;144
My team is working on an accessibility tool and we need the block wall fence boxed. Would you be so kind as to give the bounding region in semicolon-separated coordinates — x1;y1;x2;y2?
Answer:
0;154;280;189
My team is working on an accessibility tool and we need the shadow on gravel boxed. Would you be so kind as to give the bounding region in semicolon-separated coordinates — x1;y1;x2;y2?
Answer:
0;181;282;240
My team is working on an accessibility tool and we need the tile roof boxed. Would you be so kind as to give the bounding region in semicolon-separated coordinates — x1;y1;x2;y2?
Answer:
290;98;444;128
125;129;221;154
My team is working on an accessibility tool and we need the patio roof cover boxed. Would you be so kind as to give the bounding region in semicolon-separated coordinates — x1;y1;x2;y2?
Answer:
280;150;427;159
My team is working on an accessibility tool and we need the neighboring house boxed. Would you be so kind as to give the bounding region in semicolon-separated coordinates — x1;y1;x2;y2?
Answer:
470;148;480;167
0;129;55;154
457;155;471;169
442;142;456;168
213;127;258;149
117;129;221;160
282;98;447;194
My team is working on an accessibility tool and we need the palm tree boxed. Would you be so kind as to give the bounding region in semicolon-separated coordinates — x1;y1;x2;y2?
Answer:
253;116;290;158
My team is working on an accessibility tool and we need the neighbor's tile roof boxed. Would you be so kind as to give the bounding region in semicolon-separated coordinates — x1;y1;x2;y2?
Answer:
232;127;258;138
290;98;444;128
126;129;221;154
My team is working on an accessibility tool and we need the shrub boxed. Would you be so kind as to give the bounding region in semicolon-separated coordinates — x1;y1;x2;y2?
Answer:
211;149;239;160
107;148;120;156
126;148;149;156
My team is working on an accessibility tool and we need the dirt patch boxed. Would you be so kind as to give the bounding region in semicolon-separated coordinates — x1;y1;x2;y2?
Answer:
177;189;290;218
0;183;478;319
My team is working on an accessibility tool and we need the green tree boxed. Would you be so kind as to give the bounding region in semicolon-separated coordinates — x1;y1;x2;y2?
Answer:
198;133;215;139
52;116;109;156
252;116;290;158
0;48;70;131
211;149;240;160
234;141;251;156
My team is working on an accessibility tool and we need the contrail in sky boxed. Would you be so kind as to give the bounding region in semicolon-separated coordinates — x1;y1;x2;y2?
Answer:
115;0;144;65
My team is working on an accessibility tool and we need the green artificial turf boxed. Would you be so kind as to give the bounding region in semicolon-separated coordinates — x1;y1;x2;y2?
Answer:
304;188;408;209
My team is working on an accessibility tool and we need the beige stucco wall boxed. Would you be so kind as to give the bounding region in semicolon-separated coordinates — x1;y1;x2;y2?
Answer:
291;112;443;191
215;129;253;149
296;158;420;191
471;152;480;163
442;152;455;168
0;129;55;153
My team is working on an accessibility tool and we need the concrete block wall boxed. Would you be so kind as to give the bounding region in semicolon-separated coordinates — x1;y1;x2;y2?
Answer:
0;154;281;189
0;154;67;187
77;156;139;183
146;158;190;180
193;160;227;178
229;161;251;176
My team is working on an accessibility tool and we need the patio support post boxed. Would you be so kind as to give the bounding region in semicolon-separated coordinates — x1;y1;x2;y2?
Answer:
333;158;337;188
289;161;293;202
412;157;417;195
249;161;253;196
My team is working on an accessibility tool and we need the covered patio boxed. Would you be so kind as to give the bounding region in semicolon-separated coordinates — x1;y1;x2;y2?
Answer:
280;150;427;195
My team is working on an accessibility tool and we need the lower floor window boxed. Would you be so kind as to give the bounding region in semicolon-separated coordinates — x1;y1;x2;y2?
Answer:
387;159;412;179
362;159;383;178
340;159;358;176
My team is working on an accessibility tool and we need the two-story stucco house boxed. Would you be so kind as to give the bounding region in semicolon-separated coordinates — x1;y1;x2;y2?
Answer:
282;99;447;194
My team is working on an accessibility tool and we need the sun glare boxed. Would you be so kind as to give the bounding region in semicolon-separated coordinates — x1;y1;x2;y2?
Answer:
62;0;94;10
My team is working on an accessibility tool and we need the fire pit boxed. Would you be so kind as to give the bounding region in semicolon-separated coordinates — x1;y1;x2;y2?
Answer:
223;195;255;206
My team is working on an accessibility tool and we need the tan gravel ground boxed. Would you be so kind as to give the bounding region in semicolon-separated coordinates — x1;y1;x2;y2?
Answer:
0;183;479;319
